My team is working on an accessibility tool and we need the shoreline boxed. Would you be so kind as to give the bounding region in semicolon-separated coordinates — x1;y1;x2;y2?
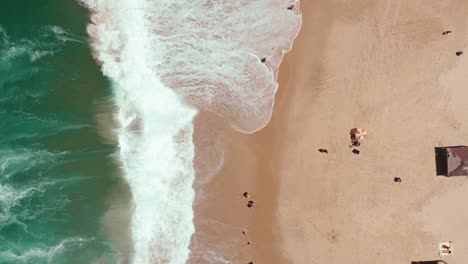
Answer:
187;4;304;264
255;0;334;261
187;5;305;264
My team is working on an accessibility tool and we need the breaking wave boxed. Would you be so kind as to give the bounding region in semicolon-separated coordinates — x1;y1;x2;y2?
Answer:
80;0;301;263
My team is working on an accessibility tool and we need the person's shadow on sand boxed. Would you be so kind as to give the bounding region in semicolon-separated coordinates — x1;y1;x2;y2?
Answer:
411;261;448;264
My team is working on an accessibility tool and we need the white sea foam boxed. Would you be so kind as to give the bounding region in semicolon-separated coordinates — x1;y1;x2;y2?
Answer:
81;0;301;263
0;148;68;179
0;237;91;263
0;26;73;63
45;25;86;43
82;1;197;263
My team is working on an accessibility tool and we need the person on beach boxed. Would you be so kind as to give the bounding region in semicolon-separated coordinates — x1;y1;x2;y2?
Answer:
441;244;452;254
456;51;463;56
394;177;401;182
247;201;254;208
442;30;452;35
318;149;328;154
261;58;266;63
243;192;251;198
352;149;360;155
350;133;361;147
287;5;294;10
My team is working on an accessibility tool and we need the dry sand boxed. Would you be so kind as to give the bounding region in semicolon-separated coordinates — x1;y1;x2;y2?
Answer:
190;0;468;263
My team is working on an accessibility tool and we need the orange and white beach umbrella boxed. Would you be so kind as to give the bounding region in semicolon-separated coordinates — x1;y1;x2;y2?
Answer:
355;128;368;141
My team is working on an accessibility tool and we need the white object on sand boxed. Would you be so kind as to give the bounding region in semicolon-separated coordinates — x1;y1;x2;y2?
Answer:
438;241;454;256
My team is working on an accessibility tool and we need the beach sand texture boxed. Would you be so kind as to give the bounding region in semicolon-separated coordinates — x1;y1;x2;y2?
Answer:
190;0;468;263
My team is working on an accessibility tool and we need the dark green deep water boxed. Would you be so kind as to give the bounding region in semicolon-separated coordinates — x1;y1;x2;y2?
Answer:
0;1;120;263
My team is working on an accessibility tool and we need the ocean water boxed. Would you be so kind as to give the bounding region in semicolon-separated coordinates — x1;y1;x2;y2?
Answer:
0;1;120;263
2;0;301;263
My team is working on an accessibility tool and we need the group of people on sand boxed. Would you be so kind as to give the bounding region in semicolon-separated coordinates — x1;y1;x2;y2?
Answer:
318;128;407;183
243;192;254;208
241;192;255;264
318;128;362;156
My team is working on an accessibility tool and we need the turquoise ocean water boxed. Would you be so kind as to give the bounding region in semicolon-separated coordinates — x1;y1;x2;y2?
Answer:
0;1;120;263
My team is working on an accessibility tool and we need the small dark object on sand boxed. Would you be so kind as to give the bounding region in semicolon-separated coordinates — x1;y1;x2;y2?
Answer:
350;134;361;147
287;5;294;10
442;30;452;35
242;230;246;235
318;148;328;153
456;51;463;56
394;177;401;182
248;262;254;264
247;201;254;208
352;140;361;147
352;149;360;155
261;58;266;63
243;192;250;198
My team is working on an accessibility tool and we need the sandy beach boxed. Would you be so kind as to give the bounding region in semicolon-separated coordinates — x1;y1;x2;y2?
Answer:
189;0;468;263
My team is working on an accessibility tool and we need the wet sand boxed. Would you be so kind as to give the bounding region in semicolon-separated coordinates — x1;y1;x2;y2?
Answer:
190;0;468;263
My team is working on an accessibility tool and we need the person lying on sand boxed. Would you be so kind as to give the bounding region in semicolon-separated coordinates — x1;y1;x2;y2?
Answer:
350;134;361;147
442;30;452;35
318;148;328;154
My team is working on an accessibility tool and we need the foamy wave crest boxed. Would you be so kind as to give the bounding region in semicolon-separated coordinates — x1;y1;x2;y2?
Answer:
0;237;91;263
82;0;197;263
148;1;302;133
0;25;80;63
80;0;301;263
